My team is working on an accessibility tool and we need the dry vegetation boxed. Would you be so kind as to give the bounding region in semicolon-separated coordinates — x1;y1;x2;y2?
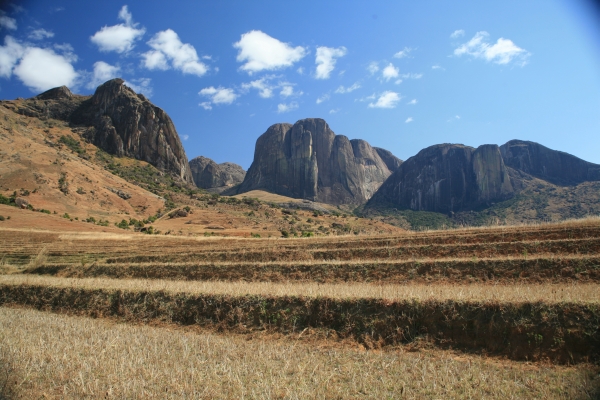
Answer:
1;217;600;397
1;307;598;399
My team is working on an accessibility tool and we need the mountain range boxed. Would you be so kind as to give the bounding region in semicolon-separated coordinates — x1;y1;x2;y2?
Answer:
4;79;600;229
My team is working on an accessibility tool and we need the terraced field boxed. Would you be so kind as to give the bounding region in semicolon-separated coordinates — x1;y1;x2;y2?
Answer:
1;219;600;398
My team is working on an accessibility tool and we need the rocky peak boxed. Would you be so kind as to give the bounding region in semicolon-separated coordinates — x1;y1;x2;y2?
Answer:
36;85;74;100
189;156;246;191
374;147;403;172
238;118;398;205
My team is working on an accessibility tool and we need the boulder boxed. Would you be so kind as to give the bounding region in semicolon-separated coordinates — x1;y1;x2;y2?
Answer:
238;118;398;205
14;197;29;209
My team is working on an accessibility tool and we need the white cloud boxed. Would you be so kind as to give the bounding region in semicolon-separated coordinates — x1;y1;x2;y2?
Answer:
199;102;212;110
180;134;189;141
367;62;379;75
356;93;376;102
368;91;401;109
29;28;54;40
432;65;444;70
277;101;298;113
199;86;237;108
316;93;329;104
329;108;340;114
13;47;78;92
381;63;399;81
234;30;307;74
280;85;294;97
393;47;413;59
405;117;413;123
451;29;465;39
87;61;120;89
407;99;417;105
0;15;17;31
454;31;530;65
242;76;274;98
456;115;460;119
335;82;360;94
124;77;153;97
90;5;145;53
143;29;208;76
315;46;346;79
0;36;24;78
400;73;423;79
297;67;304;74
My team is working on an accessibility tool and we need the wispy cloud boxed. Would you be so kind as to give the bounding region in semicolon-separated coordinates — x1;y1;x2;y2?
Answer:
400;73;423;79
431;65;445;71
368;91;401;109
407;99;417;105
454;31;530;65
367;61;379;75
450;29;465;39
199;86;237;108
277;101;298;113
405;117;413;123
0;14;17;31
87;61;120;89
393;47;413;58
381;63;399;81
329;108;340;114
316;93;330;104
335;82;360;94
28;28;54;40
315;46;346;79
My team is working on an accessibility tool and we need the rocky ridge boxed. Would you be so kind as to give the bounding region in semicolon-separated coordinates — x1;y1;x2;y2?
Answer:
189;156;246;191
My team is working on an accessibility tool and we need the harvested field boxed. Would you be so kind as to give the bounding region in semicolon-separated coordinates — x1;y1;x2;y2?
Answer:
1;276;599;363
1;307;597;399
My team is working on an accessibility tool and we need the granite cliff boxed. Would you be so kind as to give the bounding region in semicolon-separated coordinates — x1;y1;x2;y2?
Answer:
16;79;193;184
238;118;399;205
189;156;246;191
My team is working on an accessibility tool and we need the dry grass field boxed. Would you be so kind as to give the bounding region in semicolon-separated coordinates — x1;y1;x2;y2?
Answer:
1;217;600;398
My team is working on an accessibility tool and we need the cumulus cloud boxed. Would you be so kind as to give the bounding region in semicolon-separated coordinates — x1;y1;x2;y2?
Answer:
315;46;346;79
367;62;379;75
407;99;417;105
90;5;145;53
316;93;329;104
451;29;465;39
234;30;307;74
368;91;401;109
381;63;399;81
393;47;413;58
454;31;530;65
28;28;54;40
125;77;153;97
0;36;79;92
143;29;208;76
14;47;78;92
242;76;275;98
280;85;294;97
405;117;413;123
87;61;120;89
199;86;237;109
335;82;360;94
0;15;17;31
277;101;298;113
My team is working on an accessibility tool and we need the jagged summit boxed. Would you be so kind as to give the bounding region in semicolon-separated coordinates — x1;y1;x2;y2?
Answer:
36;85;74;100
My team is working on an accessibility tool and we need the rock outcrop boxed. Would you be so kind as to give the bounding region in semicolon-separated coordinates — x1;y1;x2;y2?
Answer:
238;118;397;205
17;79;193;184
367;143;514;213
374;147;403;172
500;140;600;186
189;156;246;190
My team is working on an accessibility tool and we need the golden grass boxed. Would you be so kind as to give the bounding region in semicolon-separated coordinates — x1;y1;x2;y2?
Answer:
2;274;599;304
0;306;597;399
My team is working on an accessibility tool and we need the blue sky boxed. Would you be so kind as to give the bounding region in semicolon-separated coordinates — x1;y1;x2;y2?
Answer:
0;0;599;168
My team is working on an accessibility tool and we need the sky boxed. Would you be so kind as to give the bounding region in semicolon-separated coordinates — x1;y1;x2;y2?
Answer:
0;0;599;169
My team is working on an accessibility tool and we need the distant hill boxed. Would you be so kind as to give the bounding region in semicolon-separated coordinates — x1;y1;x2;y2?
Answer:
189;156;246;193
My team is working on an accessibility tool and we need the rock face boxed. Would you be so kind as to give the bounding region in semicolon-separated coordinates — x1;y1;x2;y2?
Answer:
238;118;396;205
367;143;514;213
189;156;246;189
374;147;403;172
500;140;600;186
19;79;193;184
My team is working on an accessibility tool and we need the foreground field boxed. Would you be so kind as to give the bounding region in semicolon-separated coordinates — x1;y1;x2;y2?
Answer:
1;307;598;399
1;218;600;397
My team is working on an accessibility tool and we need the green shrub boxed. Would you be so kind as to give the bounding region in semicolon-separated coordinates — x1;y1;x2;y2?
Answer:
62;213;70;219
250;232;261;238
280;230;290;238
39;209;51;214
115;219;130;230
0;215;4;221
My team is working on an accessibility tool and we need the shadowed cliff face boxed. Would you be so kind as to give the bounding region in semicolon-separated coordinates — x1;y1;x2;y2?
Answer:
500;140;600;186
238;118;396;205
189;156;246;189
368;143;514;213
19;79;194;184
